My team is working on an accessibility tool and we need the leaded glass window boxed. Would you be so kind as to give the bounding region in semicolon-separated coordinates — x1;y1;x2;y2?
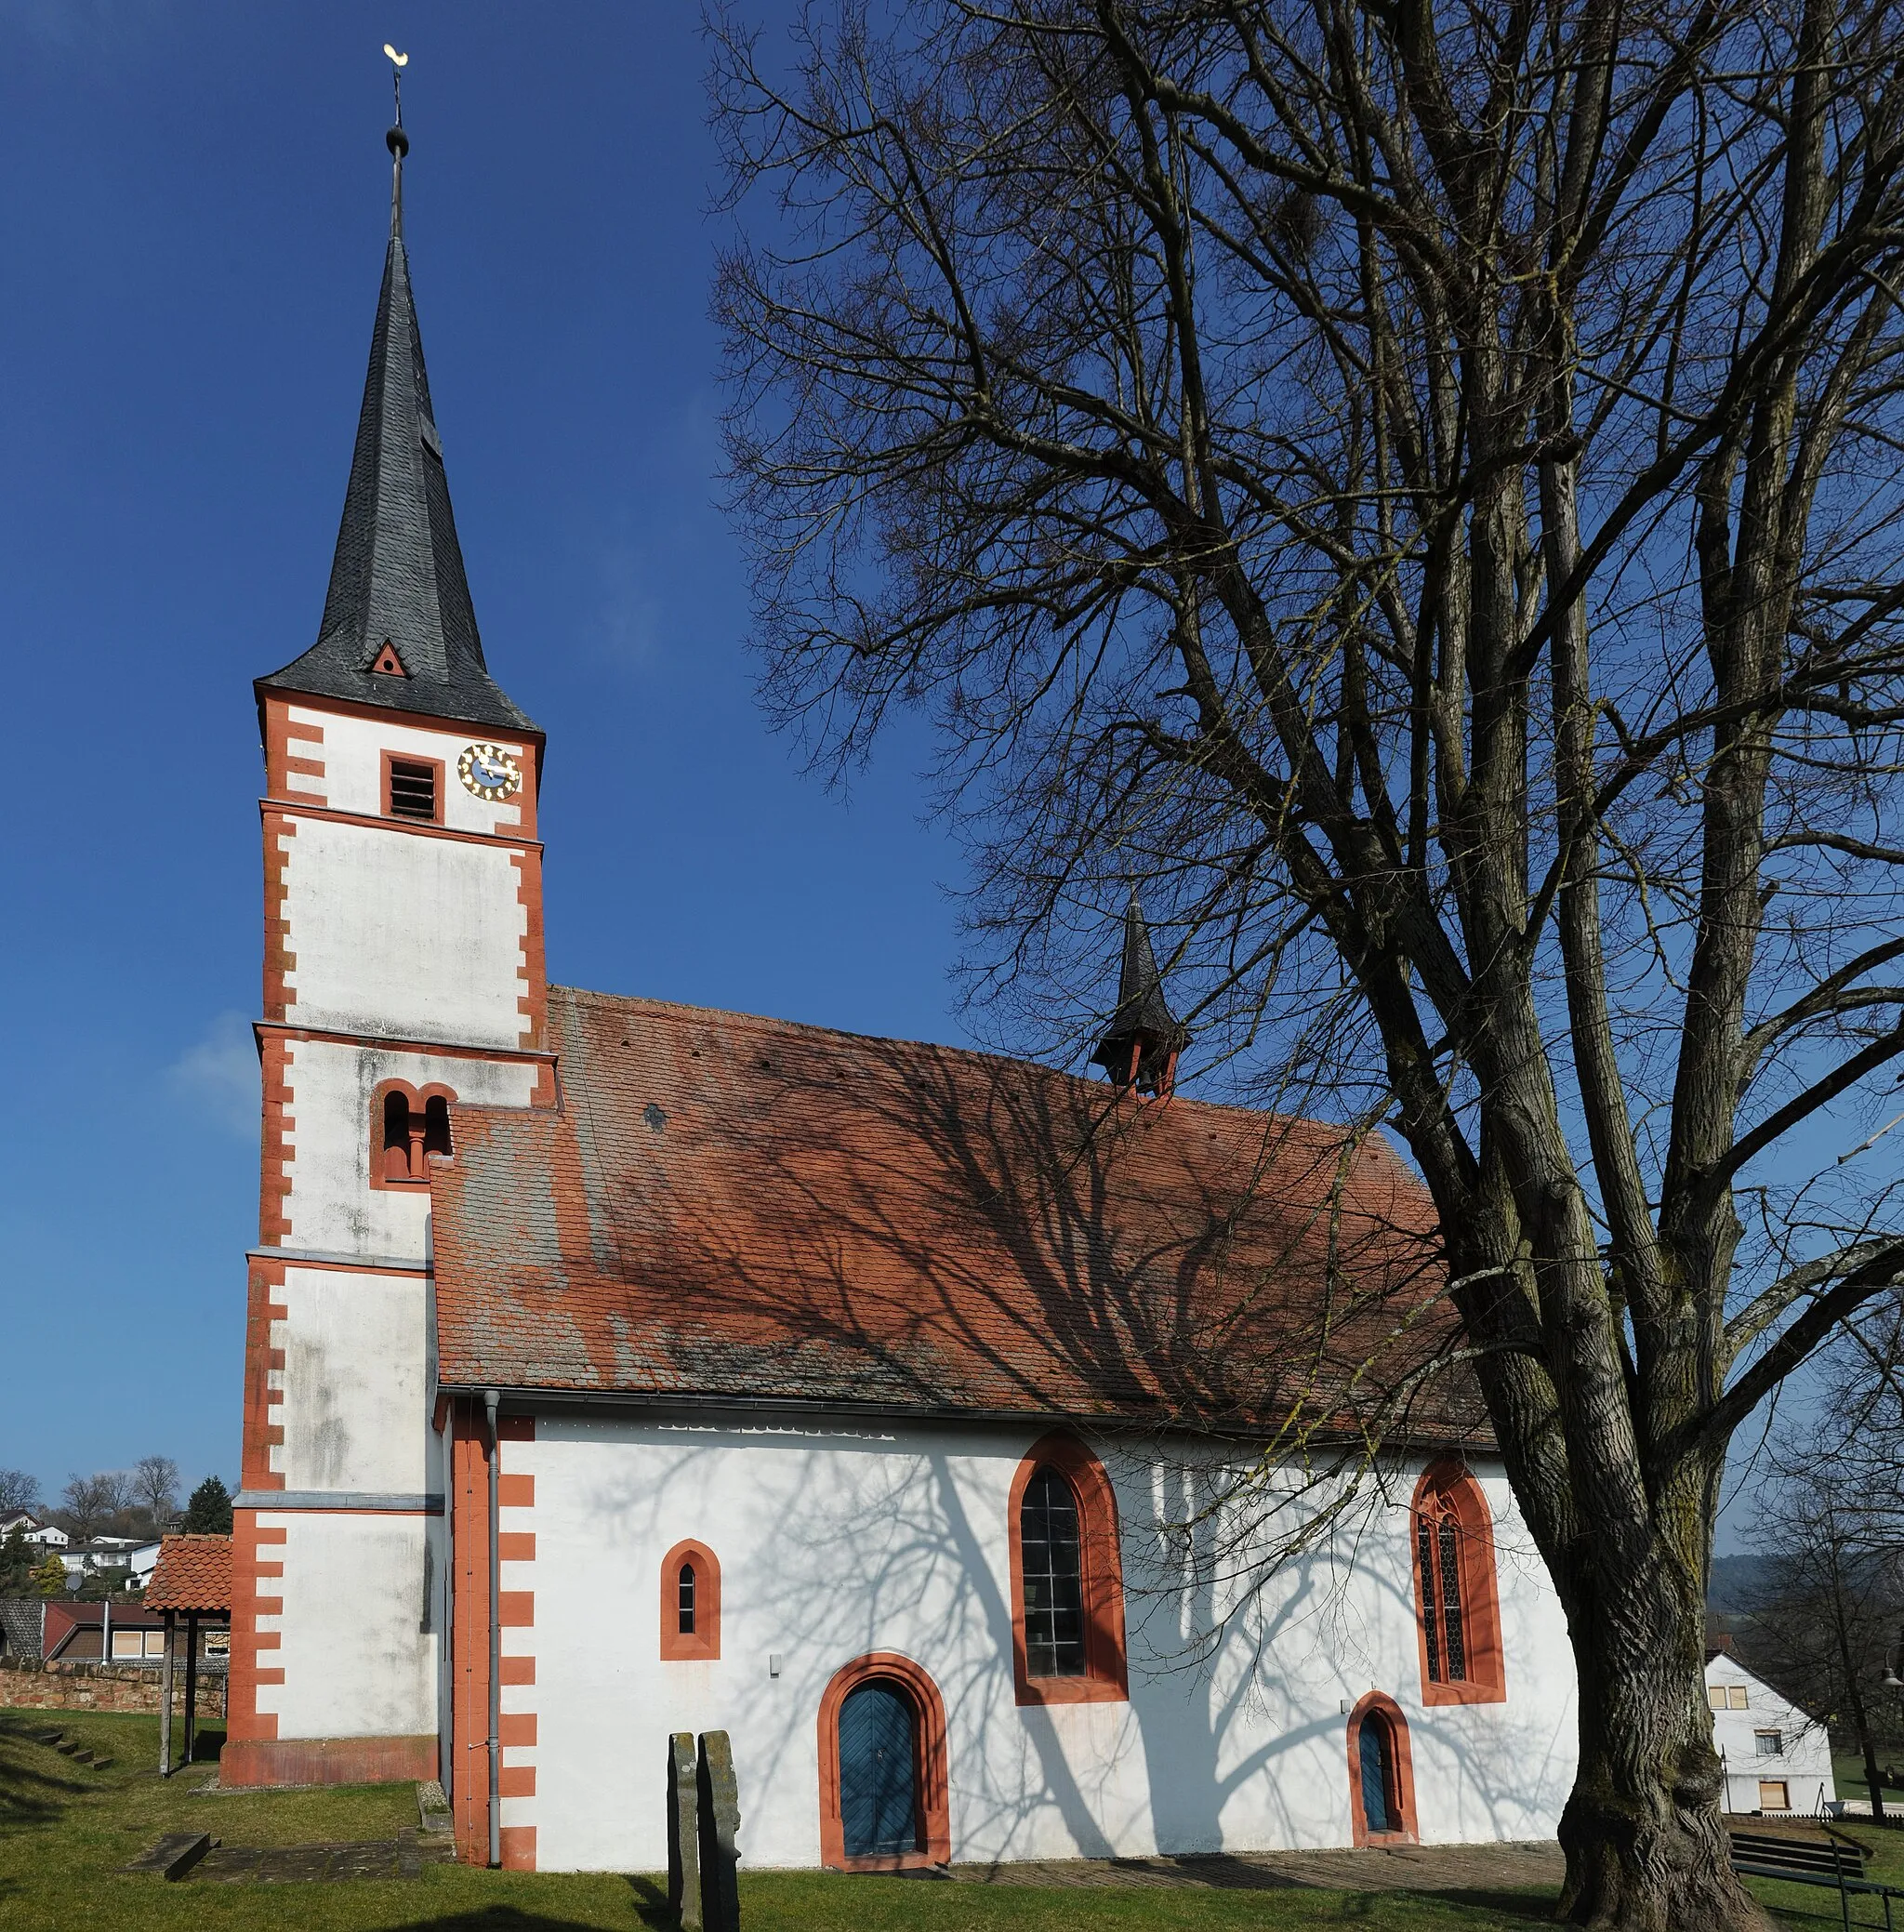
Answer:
1418;1500;1466;1684
1022;1467;1086;1676
678;1562;696;1634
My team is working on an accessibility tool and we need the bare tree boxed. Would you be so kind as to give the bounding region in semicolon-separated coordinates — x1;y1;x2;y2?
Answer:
60;1473;119;1546
1739;1460;1901;1824
713;3;1904;1925
0;1469;40;1515
132;1455;180;1528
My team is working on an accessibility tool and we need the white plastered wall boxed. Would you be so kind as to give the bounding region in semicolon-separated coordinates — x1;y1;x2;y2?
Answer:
495;1417;1577;1872
256;1507;438;1741
279;1041;541;1258
271;1266;434;1494
279;815;528;1047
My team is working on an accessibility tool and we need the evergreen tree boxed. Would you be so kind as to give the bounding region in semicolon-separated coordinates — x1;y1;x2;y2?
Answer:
30;1553;65;1598
0;1525;31;1595
181;1475;233;1536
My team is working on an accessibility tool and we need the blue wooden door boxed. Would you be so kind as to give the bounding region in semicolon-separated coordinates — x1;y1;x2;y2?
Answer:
839;1681;918;1858
1358;1717;1393;1834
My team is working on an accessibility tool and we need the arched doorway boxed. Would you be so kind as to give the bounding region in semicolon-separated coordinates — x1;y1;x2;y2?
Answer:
817;1653;952;1870
1345;1691;1418;1846
839;1680;917;1857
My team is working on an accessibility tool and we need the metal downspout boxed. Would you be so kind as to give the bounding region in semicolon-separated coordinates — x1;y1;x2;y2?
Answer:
484;1387;501;1870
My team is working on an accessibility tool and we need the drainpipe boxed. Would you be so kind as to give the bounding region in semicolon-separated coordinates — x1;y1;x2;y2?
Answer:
484;1387;501;1870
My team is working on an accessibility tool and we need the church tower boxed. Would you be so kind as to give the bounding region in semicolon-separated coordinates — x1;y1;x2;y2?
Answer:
225;114;550;1787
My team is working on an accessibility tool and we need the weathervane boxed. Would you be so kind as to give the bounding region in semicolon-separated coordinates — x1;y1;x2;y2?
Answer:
384;43;409;126
383;44;410;235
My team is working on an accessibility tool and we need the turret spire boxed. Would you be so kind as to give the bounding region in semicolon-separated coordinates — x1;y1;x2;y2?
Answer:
1091;898;1188;1097
257;69;535;735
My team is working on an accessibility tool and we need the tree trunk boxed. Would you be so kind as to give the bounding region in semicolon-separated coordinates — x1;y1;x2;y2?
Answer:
1556;1581;1777;1930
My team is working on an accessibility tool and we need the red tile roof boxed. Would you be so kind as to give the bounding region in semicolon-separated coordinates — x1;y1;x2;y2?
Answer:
142;1535;232;1612
430;987;1475;1438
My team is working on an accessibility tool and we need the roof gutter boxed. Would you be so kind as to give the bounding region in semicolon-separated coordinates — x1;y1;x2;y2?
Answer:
436;1383;1483;1454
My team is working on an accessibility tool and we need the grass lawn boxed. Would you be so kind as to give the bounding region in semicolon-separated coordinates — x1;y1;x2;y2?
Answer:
1833;1752;1904;1814
17;1707;1871;1931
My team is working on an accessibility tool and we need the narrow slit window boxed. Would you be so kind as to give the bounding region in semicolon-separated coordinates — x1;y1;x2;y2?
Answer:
388;757;437;820
678;1563;696;1634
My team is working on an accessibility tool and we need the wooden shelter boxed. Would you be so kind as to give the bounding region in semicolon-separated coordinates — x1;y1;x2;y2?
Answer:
141;1534;232;1776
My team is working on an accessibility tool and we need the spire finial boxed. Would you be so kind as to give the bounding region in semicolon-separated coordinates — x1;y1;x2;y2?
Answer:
383;45;410;237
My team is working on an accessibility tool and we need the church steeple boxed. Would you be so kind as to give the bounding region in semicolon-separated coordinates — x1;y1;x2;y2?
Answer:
258;109;535;734
1091;898;1189;1096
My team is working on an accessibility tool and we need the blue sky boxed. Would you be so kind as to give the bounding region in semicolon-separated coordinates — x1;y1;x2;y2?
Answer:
0;3;968;1504
0;3;1786;1552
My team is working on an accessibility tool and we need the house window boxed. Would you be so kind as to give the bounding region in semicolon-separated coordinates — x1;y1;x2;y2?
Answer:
1410;1462;1506;1705
111;1631;145;1660
1759;1780;1790;1812
371;1082;456;1188
659;1540;720;1661
1728;1684;1749;1710
1755;1731;1783;1757
1007;1434;1128;1705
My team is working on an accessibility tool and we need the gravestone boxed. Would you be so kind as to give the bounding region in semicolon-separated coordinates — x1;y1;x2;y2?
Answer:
668;1732;701;1929
696;1729;741;1932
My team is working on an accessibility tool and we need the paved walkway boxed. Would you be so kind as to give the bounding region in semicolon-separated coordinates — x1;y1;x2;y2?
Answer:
925;1841;1566;1893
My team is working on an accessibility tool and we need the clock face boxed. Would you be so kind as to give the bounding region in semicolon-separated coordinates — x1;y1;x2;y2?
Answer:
457;742;522;802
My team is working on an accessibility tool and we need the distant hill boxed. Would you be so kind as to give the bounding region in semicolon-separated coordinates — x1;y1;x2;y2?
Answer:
1709;1554;1774;1613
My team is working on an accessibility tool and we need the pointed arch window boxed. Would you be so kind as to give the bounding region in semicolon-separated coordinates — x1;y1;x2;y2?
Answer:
660;1540;720;1661
370;1080;456;1189
1007;1434;1127;1705
1411;1462;1505;1704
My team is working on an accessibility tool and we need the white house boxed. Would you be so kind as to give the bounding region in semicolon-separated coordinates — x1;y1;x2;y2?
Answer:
1706;1651;1835;1817
218;117;1582;1873
2;1514;70;1548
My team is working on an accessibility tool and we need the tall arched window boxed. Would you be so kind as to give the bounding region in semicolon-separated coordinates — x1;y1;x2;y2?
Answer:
1410;1462;1505;1704
1346;1693;1418;1845
659;1540;720;1661
1021;1467;1086;1677
1007;1434;1127;1705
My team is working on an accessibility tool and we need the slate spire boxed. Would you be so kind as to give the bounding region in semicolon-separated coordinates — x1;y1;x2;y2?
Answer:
1091;898;1189;1096
257;111;536;734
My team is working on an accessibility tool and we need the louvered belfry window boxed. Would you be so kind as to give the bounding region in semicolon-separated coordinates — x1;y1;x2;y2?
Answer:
387;757;437;820
1417;1500;1467;1684
1021;1466;1088;1676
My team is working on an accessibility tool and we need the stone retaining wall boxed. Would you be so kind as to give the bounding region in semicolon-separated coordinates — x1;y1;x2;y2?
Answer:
0;1657;226;1719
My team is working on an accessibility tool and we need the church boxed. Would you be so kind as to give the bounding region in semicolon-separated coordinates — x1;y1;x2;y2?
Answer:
222;115;1579;1873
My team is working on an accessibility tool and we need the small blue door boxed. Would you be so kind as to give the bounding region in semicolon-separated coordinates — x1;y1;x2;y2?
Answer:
1359;1716;1394;1834
839;1680;918;1858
